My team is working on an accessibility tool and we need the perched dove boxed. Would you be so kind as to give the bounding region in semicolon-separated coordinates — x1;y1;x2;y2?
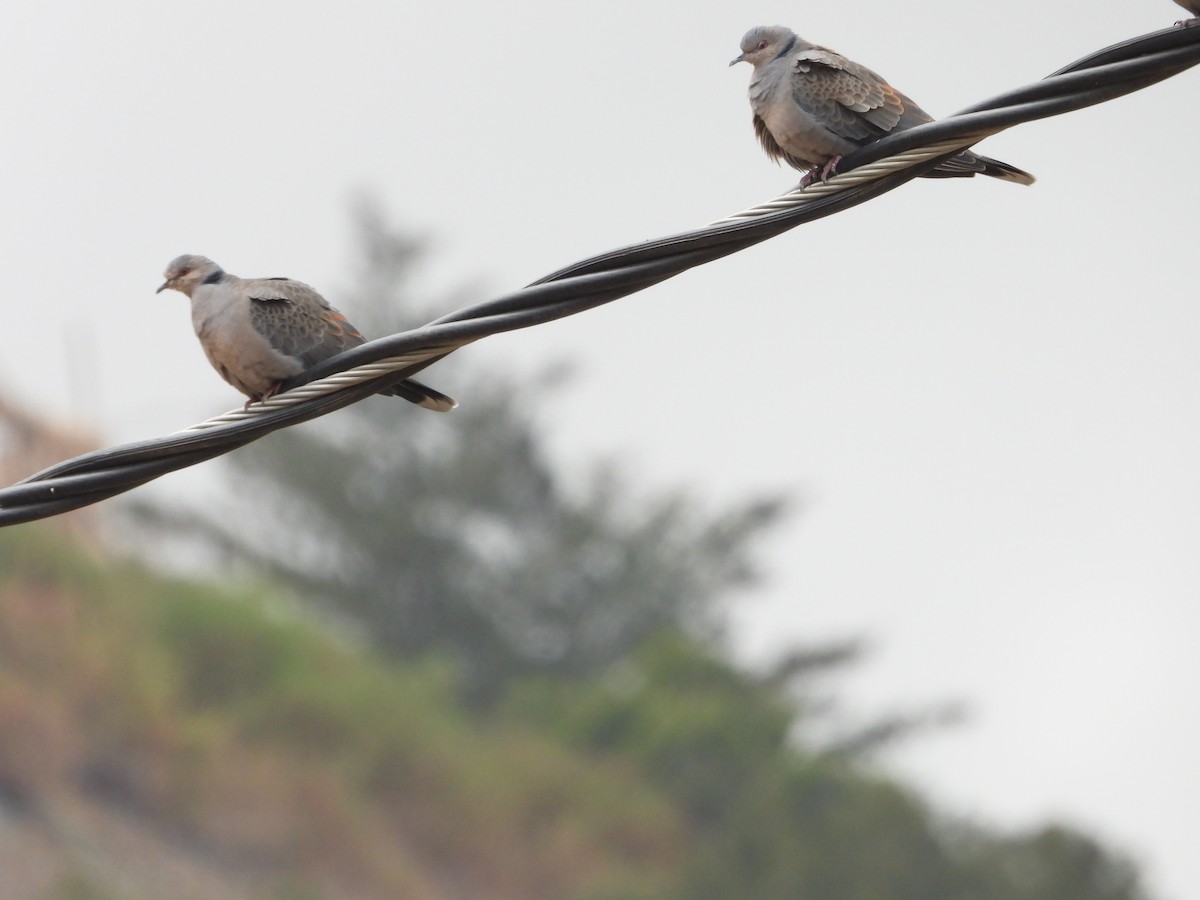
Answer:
1176;0;1200;24
730;26;1035;188
157;255;455;411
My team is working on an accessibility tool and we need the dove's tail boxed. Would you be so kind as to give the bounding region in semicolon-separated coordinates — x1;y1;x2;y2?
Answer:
387;378;458;412
923;150;1035;185
973;154;1036;186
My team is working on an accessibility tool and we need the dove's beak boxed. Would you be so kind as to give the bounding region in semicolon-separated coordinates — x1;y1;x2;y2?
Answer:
728;53;746;66
156;280;170;294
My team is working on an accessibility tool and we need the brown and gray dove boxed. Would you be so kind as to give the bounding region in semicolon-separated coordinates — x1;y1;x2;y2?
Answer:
158;255;455;410
730;26;1035;188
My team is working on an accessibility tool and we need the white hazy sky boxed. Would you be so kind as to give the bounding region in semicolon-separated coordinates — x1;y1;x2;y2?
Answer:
3;2;1198;896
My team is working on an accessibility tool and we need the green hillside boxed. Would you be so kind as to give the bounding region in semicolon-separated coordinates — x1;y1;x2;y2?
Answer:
0;526;681;899
0;525;1147;900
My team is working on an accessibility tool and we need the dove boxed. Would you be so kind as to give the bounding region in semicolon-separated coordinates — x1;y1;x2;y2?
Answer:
157;255;455;411
1176;0;1200;24
730;26;1034;188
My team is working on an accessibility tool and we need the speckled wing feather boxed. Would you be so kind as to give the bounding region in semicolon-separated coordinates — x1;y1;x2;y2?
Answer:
243;276;455;411
245;277;365;368
789;47;930;145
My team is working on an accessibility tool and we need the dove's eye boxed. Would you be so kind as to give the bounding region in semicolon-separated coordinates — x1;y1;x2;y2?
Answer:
756;40;768;50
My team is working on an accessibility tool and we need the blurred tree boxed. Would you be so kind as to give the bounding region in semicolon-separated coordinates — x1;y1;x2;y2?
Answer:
133;204;786;702
502;632;1150;900
952;824;1148;900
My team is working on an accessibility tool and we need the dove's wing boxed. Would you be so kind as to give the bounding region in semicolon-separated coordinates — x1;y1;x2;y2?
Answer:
242;276;457;411
778;44;1034;184
243;277;366;368
786;47;932;146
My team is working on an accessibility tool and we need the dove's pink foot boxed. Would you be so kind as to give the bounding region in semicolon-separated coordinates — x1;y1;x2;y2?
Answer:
1177;17;1199;25
819;156;843;182
799;156;844;189
244;382;284;410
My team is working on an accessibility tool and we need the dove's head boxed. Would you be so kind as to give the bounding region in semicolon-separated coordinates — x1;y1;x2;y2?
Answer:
730;26;796;67
157;254;224;297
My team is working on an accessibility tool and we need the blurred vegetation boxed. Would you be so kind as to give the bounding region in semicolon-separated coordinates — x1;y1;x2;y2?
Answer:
0;208;1151;898
0;525;1148;900
0;525;683;899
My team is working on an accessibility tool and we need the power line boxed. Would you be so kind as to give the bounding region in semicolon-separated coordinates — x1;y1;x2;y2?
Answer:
3;24;1198;527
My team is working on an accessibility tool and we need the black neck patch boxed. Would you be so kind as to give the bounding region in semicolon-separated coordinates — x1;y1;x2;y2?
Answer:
201;268;225;286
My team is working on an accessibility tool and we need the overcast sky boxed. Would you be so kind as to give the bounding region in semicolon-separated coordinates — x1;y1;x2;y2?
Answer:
3;2;1198;896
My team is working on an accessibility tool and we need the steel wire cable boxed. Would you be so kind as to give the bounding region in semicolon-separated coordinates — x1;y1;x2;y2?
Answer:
3;24;1198;527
